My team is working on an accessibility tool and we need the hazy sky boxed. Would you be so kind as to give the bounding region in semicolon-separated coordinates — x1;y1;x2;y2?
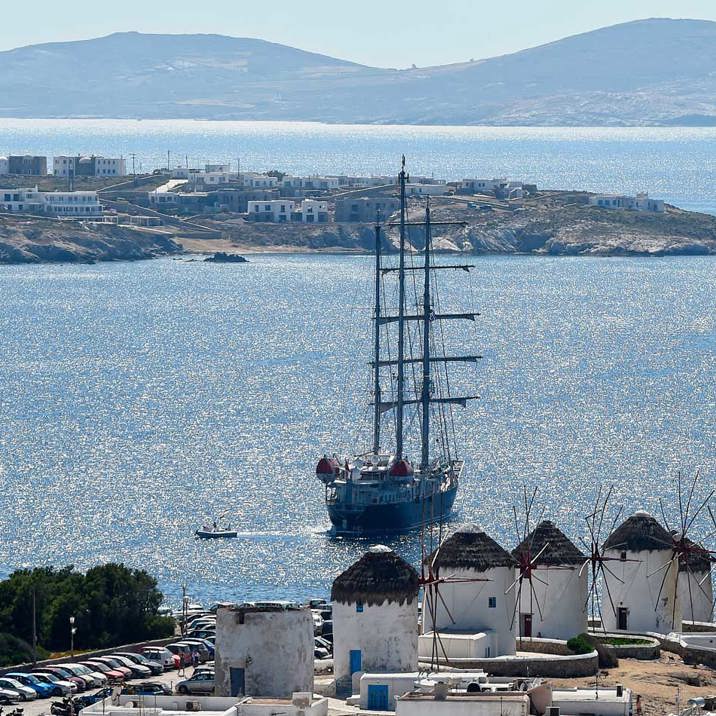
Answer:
1;0;715;67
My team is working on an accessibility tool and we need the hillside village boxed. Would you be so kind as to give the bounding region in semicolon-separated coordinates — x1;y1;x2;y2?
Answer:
2;154;715;263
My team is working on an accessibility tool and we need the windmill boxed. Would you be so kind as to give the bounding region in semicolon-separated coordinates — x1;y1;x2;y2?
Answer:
506;486;587;644
577;485;635;632
650;470;716;627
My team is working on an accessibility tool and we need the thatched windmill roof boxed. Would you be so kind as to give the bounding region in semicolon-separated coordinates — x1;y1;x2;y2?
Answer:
430;523;517;573
603;511;673;552
512;520;585;566
331;545;419;606
679;537;714;572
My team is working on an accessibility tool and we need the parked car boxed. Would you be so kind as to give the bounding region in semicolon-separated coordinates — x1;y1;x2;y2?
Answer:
175;672;215;695
75;687;113;707
321;619;333;638
166;643;192;667
123;682;172;696
186;629;215;640
0;686;21;704
108;655;152;679
28;672;75;696
64;663;107;687
5;673;54;699
114;652;163;676
178;639;210;663
79;660;125;683
39;666;88;692
314;646;330;660
140;647;176;671
88;657;132;679
184;637;214;657
57;664;100;689
0;678;37;701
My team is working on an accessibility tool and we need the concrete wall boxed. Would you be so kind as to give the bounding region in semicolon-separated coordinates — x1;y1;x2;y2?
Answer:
214;607;313;698
602;548;681;633
515;566;587;640
333;598;418;685
425;567;516;656
395;694;530;716
679;568;713;623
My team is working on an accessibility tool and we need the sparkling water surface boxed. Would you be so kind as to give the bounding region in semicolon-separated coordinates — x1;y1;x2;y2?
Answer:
0;255;714;607
1;119;715;213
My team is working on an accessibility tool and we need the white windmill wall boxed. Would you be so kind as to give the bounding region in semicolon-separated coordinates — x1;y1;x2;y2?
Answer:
679;568;714;623
423;566;516;656
515;566;587;640
333;598;418;683
602;548;681;634
214;606;314;697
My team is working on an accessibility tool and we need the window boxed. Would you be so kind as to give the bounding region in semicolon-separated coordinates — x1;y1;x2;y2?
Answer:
356;601;364;613
488;597;497;608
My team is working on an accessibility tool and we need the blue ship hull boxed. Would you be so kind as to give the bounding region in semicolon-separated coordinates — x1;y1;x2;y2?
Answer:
327;483;458;535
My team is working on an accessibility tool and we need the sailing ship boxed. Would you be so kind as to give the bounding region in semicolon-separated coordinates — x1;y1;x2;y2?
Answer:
315;157;479;535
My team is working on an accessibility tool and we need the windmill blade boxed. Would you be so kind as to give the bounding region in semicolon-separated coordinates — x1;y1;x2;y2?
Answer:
599;562;620;618
608;505;624;536
510;579;523;632
530;540;551;566
659;498;673;534
579;558;591;578
513;504;522;545
528;504;547;554
684;488;715;535
584;567;599;611
434;584;457;625
647;559;675;579
529;579;545;621
531;573;549;587
505;573;522;594
682;469;699;533
684;563;697;624
672;562;681;627
677;469;685;534
654;558;675;608
596;485;615;540
578;535;591;552
600;562;626;585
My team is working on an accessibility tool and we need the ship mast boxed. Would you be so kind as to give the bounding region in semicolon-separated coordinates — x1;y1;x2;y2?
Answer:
420;200;432;470
372;215;382;455
396;156;407;460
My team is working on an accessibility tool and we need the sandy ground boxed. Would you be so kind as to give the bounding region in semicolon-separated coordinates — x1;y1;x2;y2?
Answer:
175;237;365;255
549;655;716;715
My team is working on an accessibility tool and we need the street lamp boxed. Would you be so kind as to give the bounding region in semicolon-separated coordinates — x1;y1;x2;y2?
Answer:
69;616;76;657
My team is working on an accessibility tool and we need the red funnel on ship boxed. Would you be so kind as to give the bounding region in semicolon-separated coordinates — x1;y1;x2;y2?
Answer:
390;459;414;477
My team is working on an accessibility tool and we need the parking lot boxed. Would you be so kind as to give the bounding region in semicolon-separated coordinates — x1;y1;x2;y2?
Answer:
9;666;202;716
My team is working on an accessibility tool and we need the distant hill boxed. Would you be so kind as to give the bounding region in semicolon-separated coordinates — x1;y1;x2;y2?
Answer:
1;19;715;125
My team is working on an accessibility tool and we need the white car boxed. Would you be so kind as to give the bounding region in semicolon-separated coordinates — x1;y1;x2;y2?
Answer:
0;678;37;702
141;647;175;671
0;686;21;703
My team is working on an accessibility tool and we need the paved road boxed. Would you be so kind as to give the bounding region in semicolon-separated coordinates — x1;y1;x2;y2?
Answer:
10;667;198;716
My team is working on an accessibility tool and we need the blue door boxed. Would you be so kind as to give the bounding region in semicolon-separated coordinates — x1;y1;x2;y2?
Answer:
367;684;389;710
349;649;362;675
229;667;245;696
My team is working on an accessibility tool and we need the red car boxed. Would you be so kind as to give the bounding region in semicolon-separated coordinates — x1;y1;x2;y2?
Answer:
86;659;128;681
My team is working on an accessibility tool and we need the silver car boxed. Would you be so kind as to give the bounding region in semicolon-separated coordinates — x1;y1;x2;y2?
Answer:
175;672;215;695
0;678;37;702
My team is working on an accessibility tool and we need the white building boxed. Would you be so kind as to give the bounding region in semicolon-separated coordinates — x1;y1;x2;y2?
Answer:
0;157;8;175
198;172;232;187
81;693;328;716
405;183;446;197
281;175;340;191
214;604;314;698
459;178;505;194
1;187;102;216
244;173;279;189
0;186;44;212
589;192;665;212
247;200;294;222
511;520;587;640
44;191;103;217
297;199;328;223
421;524;517;659
53;155;126;177
206;163;231;173
603;511;681;634
332;545;419;695
679;543;714;623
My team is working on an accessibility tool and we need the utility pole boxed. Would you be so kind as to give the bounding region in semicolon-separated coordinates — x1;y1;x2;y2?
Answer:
31;587;37;665
181;584;188;637
167;150;171;172
69;616;76;657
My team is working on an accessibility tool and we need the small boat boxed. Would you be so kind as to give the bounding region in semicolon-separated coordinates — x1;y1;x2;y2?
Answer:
195;521;238;539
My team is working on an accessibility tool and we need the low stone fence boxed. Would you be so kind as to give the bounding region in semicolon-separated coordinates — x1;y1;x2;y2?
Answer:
514;638;572;656
596;634;661;661
0;636;177;676
645;630;716;670
419;650;598;678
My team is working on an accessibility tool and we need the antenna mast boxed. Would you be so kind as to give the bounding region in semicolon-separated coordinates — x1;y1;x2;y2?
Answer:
396;156;407;459
420;199;432;469
372;214;382;455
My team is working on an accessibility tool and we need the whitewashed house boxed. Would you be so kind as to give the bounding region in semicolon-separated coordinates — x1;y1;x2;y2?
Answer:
0;187;102;216
511;520;587;640
421;524;517;659
405;183;446;197
247;199;295;222
589;192;665;212
0;157;8;175
214;603;314;698
332;545;419;696
602;511;681;634
679;541;714;623
0;186;44;212
244;173;279;189
297;199;328;223
53;155;126;177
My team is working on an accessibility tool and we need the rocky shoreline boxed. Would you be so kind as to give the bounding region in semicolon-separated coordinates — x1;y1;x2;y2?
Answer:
1;191;715;265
